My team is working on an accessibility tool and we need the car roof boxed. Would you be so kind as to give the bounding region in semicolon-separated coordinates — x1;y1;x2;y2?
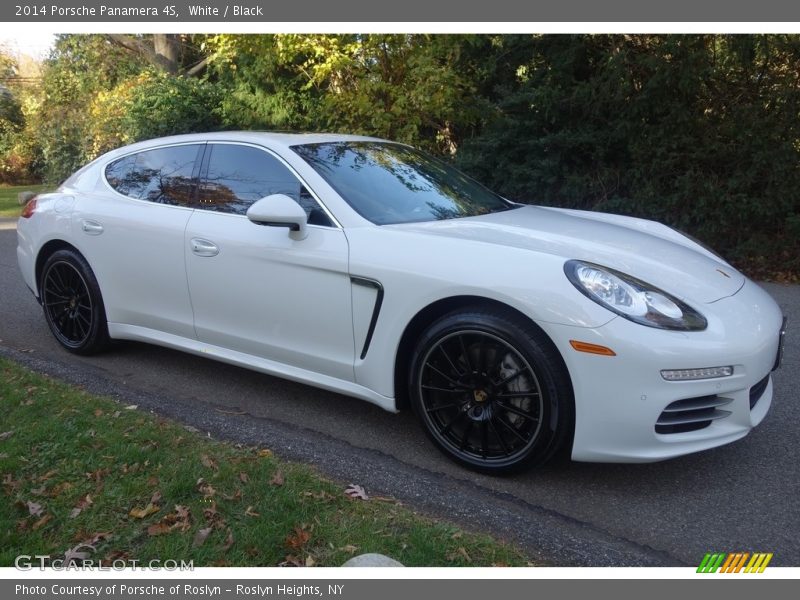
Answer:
100;131;386;161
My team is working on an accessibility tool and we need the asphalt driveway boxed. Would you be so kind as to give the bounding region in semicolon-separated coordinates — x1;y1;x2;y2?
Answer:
1;220;797;566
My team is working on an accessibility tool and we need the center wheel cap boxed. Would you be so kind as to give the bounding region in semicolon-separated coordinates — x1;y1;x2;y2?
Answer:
473;389;489;403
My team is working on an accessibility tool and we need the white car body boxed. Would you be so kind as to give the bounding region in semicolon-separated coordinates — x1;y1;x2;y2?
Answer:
16;132;785;466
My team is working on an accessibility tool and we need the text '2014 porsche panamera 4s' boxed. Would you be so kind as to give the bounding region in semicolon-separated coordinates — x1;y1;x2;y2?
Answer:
17;132;786;473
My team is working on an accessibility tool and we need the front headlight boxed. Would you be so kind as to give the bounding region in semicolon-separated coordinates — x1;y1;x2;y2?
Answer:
564;260;707;331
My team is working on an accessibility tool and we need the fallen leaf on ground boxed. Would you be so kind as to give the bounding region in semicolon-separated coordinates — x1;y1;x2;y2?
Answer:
278;555;303;567
245;506;260;517
193;527;213;548
26;501;44;517
201;454;218;470
150;490;162;505
305;555;316;567
70;495;93;518
63;544;94;565
32;514;52;530
257;449;273;458
93;409;103;417
238;472;249;484
222;488;242;501
147;523;173;536
146;476;159;487
339;545;358;554
222;528;234;551
2;475;21;492
30;485;47;496
285;527;311;550
270;470;284;486
129;503;159;519
344;484;368;500
447;547;472;563
38;470;58;481
0;431;13;441
196;478;216;498
301;490;335;501
175;505;191;524
124;405;137;410
50;481;73;497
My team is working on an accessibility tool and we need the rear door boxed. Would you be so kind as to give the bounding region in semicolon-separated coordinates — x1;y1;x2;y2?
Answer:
74;143;204;338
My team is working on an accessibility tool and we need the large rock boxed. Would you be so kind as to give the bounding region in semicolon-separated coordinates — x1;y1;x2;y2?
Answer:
341;553;404;567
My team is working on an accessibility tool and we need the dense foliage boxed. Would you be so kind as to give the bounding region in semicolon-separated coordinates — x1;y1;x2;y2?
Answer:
0;34;798;278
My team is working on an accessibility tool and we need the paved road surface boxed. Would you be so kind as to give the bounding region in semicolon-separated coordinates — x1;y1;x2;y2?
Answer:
1;220;797;566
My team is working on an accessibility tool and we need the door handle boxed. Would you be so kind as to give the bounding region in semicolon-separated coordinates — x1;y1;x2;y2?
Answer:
81;219;104;236
190;238;219;257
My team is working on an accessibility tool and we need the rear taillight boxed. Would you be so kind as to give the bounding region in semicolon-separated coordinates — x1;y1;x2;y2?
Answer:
20;197;38;219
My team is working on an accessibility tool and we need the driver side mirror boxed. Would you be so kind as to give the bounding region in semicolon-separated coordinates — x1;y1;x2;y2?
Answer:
246;194;308;240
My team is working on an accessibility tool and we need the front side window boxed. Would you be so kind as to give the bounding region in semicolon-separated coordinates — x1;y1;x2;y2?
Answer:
292;142;515;225
198;144;332;226
105;144;203;207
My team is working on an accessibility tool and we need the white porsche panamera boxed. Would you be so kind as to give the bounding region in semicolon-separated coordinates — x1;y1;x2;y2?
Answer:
16;132;786;473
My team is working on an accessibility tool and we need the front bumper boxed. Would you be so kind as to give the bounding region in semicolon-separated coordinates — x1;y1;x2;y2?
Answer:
540;279;784;463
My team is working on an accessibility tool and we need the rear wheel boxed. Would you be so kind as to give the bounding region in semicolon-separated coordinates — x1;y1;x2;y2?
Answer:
409;308;573;474
40;249;110;355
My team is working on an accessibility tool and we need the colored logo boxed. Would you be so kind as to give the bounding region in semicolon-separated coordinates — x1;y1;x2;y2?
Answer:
697;552;773;573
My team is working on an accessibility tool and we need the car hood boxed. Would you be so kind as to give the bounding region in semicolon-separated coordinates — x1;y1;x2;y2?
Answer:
388;205;744;304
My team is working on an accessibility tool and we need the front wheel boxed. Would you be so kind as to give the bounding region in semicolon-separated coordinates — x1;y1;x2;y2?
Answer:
40;249;110;355
409;308;573;474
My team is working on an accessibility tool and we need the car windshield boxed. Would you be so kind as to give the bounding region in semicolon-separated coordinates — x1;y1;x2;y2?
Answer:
291;142;516;225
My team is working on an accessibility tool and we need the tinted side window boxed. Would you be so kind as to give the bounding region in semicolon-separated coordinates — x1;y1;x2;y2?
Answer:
199;144;332;226
105;144;202;207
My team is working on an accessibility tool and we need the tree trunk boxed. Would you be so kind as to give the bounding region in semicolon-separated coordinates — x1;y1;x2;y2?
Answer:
153;34;181;75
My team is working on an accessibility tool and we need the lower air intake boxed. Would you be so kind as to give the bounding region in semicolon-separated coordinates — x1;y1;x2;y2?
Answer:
656;395;733;435
749;375;770;410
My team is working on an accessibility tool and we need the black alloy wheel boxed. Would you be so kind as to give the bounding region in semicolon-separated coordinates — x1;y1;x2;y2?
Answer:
41;249;110;355
409;308;573;473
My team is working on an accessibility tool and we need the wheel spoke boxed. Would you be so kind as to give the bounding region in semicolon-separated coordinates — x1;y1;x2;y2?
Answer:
496;400;538;421
495;414;529;443
488;417;511;456
458;335;473;373
496;391;540;399
45;299;70;308
495;368;525;387
51;267;68;293
437;343;465;378
476;336;486;373
424;362;463;387
421;384;469;393
74;315;88;339
459;420;474;451
425;402;462;414
480;420;489;458
440;410;467;435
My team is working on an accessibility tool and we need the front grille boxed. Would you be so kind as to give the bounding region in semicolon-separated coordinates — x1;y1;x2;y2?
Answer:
655;395;733;434
749;375;770;410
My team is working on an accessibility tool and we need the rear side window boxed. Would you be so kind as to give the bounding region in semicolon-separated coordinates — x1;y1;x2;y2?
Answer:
198;144;333;226
105;144;203;207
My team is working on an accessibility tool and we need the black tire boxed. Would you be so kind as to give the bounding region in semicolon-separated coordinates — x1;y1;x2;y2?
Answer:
408;307;574;474
40;249;110;355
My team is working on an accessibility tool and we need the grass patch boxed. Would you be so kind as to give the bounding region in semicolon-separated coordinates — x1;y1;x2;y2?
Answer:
0;184;53;218
0;358;528;567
